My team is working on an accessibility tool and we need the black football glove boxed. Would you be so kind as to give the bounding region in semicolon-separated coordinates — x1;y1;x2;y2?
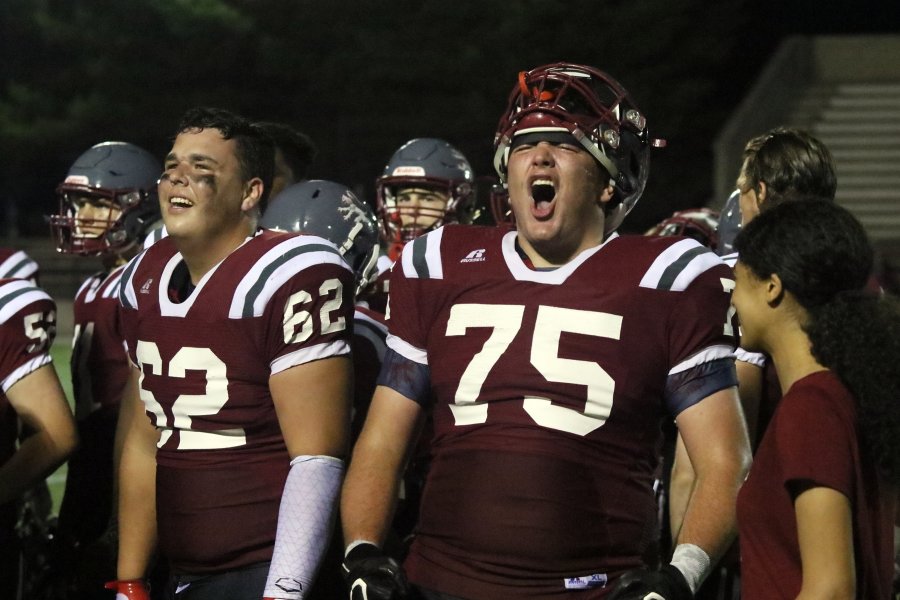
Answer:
609;565;692;600
342;543;410;600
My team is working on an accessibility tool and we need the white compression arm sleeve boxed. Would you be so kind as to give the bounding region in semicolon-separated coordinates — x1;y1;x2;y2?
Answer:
263;455;345;599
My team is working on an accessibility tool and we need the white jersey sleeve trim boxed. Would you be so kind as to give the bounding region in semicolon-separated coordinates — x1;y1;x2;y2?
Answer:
669;344;735;375
2;354;51;393
270;340;351;375
735;347;767;367
385;333;428;366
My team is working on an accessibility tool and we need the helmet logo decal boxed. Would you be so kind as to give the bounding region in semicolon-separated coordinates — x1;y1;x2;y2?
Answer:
64;175;90;185
391;166;426;177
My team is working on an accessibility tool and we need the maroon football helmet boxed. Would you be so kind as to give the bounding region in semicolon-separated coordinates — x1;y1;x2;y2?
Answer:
493;63;664;232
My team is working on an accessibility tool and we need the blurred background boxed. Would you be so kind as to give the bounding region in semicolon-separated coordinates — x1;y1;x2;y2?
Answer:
0;0;897;510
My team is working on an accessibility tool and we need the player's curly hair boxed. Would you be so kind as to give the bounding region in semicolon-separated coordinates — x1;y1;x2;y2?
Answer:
736;200;900;484
175;106;275;204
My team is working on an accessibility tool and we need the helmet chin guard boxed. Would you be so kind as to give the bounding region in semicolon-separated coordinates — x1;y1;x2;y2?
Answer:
493;63;664;233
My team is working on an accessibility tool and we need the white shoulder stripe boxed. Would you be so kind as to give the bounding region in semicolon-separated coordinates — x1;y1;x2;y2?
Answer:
719;251;739;268
229;236;349;319
386;333;428;365
0;280;53;325
640;239;725;291
400;227;444;280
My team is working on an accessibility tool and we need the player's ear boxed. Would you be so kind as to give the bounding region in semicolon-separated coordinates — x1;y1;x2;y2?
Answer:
765;272;784;306
241;177;264;212
756;181;767;209
598;184;615;207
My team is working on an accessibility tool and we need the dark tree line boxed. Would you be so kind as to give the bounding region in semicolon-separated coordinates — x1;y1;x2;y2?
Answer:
1;0;893;236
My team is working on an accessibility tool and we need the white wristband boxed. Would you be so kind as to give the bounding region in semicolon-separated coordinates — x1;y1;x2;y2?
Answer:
670;543;711;595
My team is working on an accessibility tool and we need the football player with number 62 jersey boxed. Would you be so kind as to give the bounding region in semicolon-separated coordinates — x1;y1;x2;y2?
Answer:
112;108;354;600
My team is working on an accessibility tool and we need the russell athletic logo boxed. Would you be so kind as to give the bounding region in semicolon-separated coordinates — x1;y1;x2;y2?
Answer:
460;249;486;263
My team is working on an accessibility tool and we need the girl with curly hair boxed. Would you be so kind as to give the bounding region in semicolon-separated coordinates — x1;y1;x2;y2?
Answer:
732;200;899;599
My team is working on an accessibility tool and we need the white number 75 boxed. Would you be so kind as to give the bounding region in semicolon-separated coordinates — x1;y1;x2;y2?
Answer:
446;303;621;437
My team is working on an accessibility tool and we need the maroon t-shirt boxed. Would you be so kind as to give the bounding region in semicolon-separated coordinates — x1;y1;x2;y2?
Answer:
737;370;896;599
119;230;354;574
385;225;738;599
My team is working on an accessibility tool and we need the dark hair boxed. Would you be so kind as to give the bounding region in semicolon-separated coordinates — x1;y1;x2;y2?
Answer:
255;121;317;181
739;127;836;208
736;201;900;483
175;107;275;205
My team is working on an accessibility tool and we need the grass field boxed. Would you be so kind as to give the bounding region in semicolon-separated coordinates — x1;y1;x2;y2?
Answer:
46;336;73;514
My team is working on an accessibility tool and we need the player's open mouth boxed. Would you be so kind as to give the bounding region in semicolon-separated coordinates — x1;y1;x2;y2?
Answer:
531;179;556;214
169;196;193;207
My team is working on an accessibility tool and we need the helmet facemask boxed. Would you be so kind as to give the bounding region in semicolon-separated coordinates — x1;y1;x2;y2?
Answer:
375;138;475;260
51;183;154;256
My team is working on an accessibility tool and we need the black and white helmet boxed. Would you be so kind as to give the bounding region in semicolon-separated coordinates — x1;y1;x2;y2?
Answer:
260;180;380;297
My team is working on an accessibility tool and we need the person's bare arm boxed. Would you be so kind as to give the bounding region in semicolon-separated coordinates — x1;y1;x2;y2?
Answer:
341;385;424;548
674;385;751;563
794;486;855;599
0;363;77;505
271;356;352;460
114;367;160;580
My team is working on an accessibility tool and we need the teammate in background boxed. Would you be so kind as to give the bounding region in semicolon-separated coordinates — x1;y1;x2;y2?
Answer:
110;107;354;600
360;137;475;316
48;140;162;598
0;278;78;599
667;128;839;600
732;200;899;598
725;127;836;445
260;179;381;600
260;179;382;433
715;190;741;257
341;62;750;600
255;121;318;202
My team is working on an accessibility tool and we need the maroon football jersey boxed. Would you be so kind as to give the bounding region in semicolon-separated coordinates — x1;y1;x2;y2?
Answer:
118;230;355;574
0;278;57;467
387;225;737;599
71;265;130;417
56;265;130;548
0;247;40;284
